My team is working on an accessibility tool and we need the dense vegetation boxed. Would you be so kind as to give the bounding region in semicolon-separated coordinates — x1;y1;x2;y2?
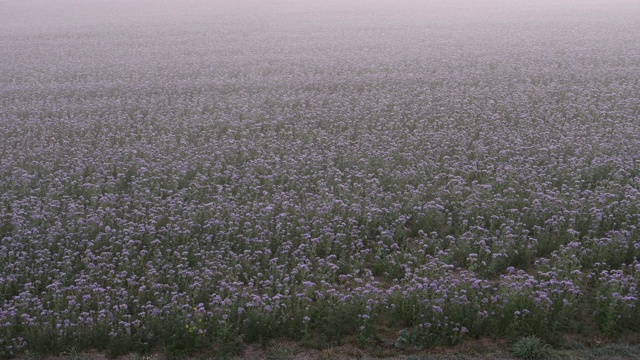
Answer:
1;0;640;357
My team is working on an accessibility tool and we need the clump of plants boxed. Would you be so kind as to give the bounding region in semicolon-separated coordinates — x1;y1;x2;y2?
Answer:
511;336;550;360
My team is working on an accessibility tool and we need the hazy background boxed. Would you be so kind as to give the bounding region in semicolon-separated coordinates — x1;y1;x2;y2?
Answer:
2;0;639;85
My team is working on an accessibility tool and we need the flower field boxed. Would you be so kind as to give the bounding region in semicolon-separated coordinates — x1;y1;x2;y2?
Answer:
1;0;640;357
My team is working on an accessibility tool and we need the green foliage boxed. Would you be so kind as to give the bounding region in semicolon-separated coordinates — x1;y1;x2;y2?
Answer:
395;328;424;351
511;336;550;360
265;344;295;360
242;315;278;344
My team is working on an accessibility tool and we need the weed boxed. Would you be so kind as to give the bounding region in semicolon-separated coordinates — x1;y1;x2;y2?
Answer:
511;336;550;360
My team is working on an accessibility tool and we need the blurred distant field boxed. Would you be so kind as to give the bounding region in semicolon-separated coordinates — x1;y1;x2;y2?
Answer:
2;0;640;357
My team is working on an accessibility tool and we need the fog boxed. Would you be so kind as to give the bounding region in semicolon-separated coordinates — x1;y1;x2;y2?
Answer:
3;0;639;111
2;0;639;79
